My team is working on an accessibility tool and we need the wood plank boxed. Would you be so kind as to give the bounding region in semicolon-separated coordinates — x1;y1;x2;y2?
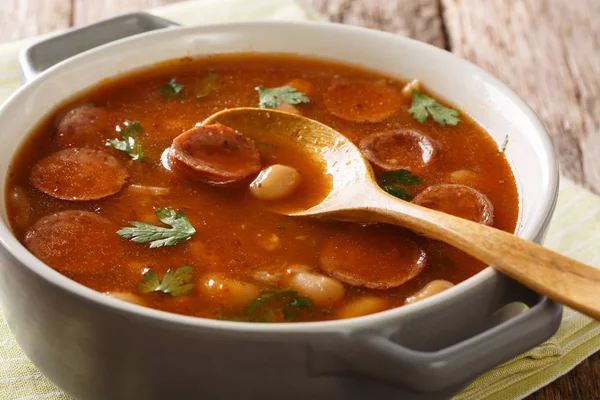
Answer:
72;0;181;25
301;0;446;48
0;0;72;43
442;0;600;194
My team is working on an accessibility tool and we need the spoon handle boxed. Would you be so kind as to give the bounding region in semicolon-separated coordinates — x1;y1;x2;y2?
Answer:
342;189;600;320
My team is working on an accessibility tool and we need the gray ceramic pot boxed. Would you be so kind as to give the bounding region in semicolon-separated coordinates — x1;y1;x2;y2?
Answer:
0;13;561;400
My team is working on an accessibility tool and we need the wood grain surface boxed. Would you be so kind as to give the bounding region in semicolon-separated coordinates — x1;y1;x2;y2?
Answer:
1;0;599;398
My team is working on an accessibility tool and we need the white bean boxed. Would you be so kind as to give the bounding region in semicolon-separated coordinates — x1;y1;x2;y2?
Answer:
249;164;301;201
106;292;146;306
199;274;260;310
9;186;31;230
338;297;388;319
448;170;479;184
401;79;421;97
283;265;345;307
257;233;280;251
276;102;301;115
128;184;170;196
405;280;454;304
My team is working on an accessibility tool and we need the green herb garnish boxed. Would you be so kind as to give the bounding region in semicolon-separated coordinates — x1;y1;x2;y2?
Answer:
381;185;411;200
243;288;314;322
117;208;196;248
378;169;421;200
379;169;422;185
277;225;285;230
245;288;295;315
409;90;460;125
139;266;195;296
196;71;219;99
159;78;184;97
256;85;309;109
498;135;509;153
110;121;145;161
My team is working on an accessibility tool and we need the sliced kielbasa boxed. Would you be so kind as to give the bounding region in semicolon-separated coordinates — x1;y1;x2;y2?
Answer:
56;104;112;148
30;148;128;201
168;123;261;186
24;211;122;275
323;79;403;123
412;184;494;226
359;129;436;172
319;225;427;290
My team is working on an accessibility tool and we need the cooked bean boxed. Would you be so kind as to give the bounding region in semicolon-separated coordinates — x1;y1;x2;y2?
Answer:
169;124;261;186
56;104;112;148
249;164;301;200
106;292;146;306
405;280;454;304
448;170;479;184
359;129;436;172
412;184;494;225
283;265;345;307
276;102;301;115
30;148;128;201
323;79;402;123
256;233;281;251
199;274;260;310
319;224;426;289
253;270;282;286
338;297;389;319
401;79;422;97
8;186;31;230
25;211;123;274
128;184;170;196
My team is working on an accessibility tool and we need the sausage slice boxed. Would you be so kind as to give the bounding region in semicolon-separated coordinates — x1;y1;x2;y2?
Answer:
323;79;403;123
169;124;261;186
359;129;436;172
30;148;128;201
319;225;427;290
412;184;494;225
25;211;122;275
56;104;112;148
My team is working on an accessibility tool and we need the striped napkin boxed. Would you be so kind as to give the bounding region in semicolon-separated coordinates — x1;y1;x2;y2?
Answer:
0;1;598;399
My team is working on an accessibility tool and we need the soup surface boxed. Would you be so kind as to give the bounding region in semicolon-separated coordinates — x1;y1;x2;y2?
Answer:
6;54;519;322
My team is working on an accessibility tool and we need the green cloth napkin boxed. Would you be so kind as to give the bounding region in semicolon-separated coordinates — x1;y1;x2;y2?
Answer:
0;1;598;399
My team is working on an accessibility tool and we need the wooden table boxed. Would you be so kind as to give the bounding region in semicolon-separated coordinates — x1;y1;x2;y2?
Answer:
1;0;599;398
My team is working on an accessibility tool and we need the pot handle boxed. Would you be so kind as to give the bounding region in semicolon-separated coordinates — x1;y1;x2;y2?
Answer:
325;274;562;393
18;12;179;81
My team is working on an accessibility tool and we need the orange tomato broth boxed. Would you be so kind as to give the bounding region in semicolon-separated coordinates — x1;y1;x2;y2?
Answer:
5;54;518;322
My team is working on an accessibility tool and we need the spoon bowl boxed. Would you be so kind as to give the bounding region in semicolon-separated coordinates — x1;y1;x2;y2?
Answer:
203;107;376;217
204;107;600;321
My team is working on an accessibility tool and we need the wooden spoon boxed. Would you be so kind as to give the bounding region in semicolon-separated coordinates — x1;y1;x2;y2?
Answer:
204;107;600;320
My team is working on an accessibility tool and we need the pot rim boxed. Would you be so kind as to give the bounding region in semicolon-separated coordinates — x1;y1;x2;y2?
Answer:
0;20;559;334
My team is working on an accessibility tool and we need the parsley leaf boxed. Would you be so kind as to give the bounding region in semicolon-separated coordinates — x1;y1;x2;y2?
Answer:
256;85;310;108
408;90;460;125
196;71;219;99
379;169;422;185
110;121;145;161
381;185;411;200
117;208;196;248
288;297;313;307
498;135;509;153
245;288;295;315
243;288;314;321
139;266;195;296
159;78;184;97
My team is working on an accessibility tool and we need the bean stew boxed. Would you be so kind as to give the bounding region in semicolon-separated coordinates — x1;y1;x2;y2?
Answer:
6;54;518;322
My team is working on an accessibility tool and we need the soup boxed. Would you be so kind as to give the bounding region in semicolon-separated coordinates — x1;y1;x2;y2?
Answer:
6;54;518;322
